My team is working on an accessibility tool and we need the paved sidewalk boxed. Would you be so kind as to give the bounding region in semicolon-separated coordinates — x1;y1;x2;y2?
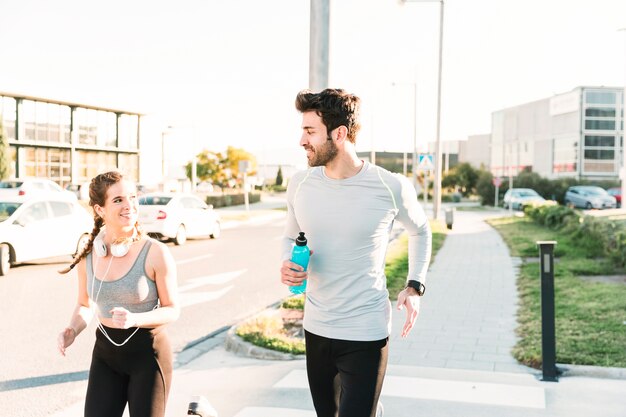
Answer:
389;208;530;374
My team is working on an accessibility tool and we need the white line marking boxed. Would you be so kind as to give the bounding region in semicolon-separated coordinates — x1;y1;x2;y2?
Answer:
233;407;315;417
179;285;234;308
274;370;545;409
177;269;247;292
176;254;214;265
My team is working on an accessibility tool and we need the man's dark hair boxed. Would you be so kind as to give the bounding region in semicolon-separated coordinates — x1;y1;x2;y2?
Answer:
295;88;361;143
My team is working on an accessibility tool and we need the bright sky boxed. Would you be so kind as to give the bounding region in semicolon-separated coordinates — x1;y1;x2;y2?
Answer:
1;0;625;172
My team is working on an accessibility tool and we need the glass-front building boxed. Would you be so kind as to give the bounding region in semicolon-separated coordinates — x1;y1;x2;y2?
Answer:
0;92;141;186
490;86;624;180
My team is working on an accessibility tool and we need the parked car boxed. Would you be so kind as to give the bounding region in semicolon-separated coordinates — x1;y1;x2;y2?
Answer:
0;197;93;276
607;187;622;208
65;181;91;200
0;178;77;201
502;188;546;210
564;186;617;210
65;181;90;201
138;193;221;245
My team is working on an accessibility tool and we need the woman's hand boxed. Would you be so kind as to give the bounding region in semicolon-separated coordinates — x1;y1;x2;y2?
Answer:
57;327;77;356
109;307;137;329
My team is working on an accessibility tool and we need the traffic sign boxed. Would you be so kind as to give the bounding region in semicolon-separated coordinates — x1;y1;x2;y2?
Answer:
492;177;502;187
418;154;434;171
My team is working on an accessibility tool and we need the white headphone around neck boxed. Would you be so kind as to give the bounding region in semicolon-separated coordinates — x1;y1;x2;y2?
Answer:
93;229;132;258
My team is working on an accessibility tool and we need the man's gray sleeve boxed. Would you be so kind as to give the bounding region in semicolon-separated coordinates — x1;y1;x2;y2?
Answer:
394;175;432;284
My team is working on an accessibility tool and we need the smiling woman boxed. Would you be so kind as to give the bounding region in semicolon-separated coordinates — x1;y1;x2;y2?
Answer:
57;171;180;417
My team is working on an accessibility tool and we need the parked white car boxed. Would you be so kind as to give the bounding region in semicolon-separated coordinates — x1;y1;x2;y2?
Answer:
0;179;77;201
564;186;617;210
0;197;93;276
138;193;221;245
503;188;546;210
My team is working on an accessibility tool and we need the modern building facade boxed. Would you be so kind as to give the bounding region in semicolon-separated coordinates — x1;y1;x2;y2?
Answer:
458;134;490;170
490;86;624;180
0;92;141;186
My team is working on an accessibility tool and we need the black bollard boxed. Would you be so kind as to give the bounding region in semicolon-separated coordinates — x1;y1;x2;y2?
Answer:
537;241;559;382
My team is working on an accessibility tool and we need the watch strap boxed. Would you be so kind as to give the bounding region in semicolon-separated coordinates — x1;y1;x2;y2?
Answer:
405;280;426;296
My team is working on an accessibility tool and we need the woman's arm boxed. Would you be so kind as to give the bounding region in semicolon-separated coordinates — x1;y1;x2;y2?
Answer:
58;259;93;355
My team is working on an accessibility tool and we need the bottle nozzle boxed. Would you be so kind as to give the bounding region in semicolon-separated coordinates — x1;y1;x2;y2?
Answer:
296;231;307;246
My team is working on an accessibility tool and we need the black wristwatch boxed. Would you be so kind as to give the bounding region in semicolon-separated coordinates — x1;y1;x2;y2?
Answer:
405;280;426;296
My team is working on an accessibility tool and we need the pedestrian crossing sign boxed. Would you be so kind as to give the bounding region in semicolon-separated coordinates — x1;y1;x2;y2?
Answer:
418;154;434;171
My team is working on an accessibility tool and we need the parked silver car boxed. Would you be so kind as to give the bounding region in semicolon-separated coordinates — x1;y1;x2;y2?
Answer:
138;193;221;245
564;186;616;210
0;197;92;276
0;179;77;201
503;188;546;210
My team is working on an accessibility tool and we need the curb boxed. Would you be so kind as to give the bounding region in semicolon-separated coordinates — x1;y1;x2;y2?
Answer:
558;363;626;380
173;327;230;368
224;326;305;361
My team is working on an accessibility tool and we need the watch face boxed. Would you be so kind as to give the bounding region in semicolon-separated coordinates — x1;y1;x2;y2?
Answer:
407;281;425;296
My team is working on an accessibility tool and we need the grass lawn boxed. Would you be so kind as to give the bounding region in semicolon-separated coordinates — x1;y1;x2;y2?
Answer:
385;220;448;299
487;216;626;368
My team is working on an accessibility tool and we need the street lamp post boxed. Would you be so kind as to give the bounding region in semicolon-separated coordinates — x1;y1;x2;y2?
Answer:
161;126;174;181
401;0;445;219
391;82;418;189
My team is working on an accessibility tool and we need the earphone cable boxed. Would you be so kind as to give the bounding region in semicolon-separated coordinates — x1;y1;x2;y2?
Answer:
91;255;141;347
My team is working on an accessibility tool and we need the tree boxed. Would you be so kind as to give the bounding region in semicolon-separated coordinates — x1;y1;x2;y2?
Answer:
185;150;229;190
0;119;10;180
275;166;283;186
442;163;479;196
226;146;257;178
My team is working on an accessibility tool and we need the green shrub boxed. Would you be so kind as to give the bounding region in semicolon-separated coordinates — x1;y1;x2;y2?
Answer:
525;204;626;268
235;313;305;355
205;192;261;208
281;295;305;310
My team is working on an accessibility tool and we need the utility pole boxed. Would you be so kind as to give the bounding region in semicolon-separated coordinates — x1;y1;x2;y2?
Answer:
309;0;330;91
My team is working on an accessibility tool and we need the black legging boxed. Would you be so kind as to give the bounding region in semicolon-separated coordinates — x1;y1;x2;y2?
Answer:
305;330;388;417
84;325;172;417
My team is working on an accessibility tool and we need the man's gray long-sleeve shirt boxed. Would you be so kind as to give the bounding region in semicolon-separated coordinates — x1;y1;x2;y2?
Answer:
282;161;432;341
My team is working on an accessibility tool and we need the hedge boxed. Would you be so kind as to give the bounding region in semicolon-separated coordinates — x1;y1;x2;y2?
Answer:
204;192;261;208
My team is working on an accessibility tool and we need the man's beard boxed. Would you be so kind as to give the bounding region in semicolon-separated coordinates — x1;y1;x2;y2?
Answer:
306;139;338;167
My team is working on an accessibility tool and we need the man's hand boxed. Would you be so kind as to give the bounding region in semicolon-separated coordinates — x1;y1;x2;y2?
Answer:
396;287;421;337
280;259;308;288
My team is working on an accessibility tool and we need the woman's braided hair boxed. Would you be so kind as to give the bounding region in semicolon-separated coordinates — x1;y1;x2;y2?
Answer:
59;171;143;274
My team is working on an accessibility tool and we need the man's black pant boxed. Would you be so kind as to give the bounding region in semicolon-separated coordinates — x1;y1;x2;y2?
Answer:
305;330;388;417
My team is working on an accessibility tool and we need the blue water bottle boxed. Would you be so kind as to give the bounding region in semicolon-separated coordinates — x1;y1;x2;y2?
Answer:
289;232;310;295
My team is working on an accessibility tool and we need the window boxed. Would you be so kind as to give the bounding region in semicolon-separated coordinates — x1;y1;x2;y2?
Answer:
1;96;17;140
18;202;49;224
76;108;98;145
97;111;117;147
583;134;617;174
77;150;117;179
584;149;614;160
586;91;616;105
118;153;139;181
118;114;139;149
49;201;73;217
23;147;71;184
585;120;615;130
585;108;615;117
23;100;36;140
585;136;614;147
